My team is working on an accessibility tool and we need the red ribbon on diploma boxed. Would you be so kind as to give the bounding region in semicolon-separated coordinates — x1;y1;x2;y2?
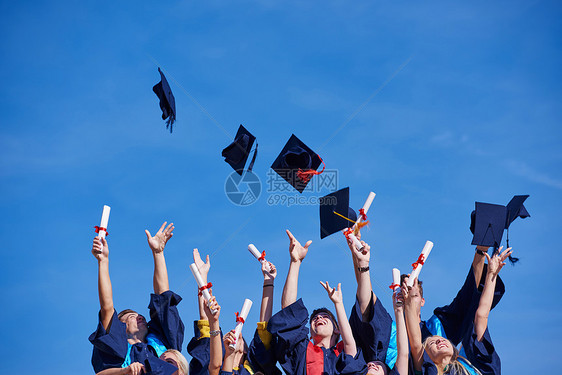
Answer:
235;312;245;324
412;254;425;270
258;251;266;262
198;282;213;296
359;208;367;221
297;156;326;183
343;228;353;239
389;283;399;290
94;226;108;236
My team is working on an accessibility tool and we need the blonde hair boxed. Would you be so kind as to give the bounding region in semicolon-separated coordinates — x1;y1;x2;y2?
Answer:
422;337;482;375
163;349;189;375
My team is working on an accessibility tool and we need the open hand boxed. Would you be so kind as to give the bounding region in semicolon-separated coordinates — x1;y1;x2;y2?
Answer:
320;281;343;305
145;221;174;254
286;229;312;263
486;246;512;277
193;248;211;281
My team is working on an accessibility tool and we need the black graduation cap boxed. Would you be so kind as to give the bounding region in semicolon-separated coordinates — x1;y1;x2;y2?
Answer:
270;134;324;193
319;187;357;239
221;125;258;176
143;356;178;375
152;67;176;133
470;195;530;263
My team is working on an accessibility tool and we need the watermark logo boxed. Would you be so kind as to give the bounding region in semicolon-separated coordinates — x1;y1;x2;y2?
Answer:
224;171;262;206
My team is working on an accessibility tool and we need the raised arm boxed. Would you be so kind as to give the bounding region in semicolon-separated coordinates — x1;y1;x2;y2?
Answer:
403;278;424;372
193;248;211;320
475;247;511;341
281;230;311;309
92;237;114;331
320;281;357;356
347;234;374;317
204;294;222;375
393;289;409;375
260;261;277;322
146;221;174;295
221;329;239;373
472;246;489;285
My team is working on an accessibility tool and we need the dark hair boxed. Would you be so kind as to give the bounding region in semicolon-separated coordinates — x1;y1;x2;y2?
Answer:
310;307;339;330
118;309;137;321
401;274;423;297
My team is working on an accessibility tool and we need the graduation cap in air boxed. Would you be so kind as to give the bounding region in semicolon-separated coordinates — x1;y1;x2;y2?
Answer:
222;125;258;175
470;195;530;263
143;356;178;375
153;67;176;133
270;134;325;193
319;187;357;239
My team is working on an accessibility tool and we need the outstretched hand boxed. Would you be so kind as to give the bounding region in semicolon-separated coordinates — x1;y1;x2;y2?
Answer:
262;261;277;281
193;248;211;280
286;229;312;263
91;237;109;262
320;281;343;305
486;246;512;277
145;221;174;254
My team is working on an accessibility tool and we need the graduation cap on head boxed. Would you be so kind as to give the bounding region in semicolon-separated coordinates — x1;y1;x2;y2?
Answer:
143;356;178;375
152;67;176;133
222;125;258;176
470;195;530;263
270;134;325;193
319;187;357;239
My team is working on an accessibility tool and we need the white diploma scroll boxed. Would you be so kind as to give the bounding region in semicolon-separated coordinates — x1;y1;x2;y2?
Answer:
407;241;434;287
189;263;218;314
248;244;271;272
392;268;402;306
97;205;111;239
229;298;253;349
349;192;376;251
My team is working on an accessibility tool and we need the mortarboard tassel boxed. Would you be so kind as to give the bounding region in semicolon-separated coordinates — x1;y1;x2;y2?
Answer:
297;156;325;183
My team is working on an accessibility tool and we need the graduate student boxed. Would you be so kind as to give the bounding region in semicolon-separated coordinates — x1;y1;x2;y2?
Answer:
404;247;510;375
224;260;280;375
346;236;409;375
89;222;185;375
264;229;366;375
187;249;222;375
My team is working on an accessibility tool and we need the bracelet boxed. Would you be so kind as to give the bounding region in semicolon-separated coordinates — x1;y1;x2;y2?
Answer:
357;266;370;273
476;249;485;256
263;284;274;288
210;330;221;337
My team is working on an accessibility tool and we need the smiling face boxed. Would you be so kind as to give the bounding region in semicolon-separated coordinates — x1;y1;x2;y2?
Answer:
424;336;454;363
119;311;148;339
310;312;336;342
367;360;388;375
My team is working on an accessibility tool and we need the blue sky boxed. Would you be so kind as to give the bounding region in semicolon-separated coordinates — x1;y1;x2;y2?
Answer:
1;1;561;373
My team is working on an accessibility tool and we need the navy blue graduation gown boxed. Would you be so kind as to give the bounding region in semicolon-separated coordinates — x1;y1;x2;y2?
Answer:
248;324;283;375
461;325;501;375
89;290;184;373
267;298;367;375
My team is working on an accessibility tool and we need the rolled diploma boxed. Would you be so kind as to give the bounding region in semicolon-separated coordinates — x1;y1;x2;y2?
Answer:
407;241;433;287
392;268;402;306
189;263;218;314
352;192;376;230
97;205;111;239
229;299;253;349
248;244;271;272
347;232;364;251
350;192;376;251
